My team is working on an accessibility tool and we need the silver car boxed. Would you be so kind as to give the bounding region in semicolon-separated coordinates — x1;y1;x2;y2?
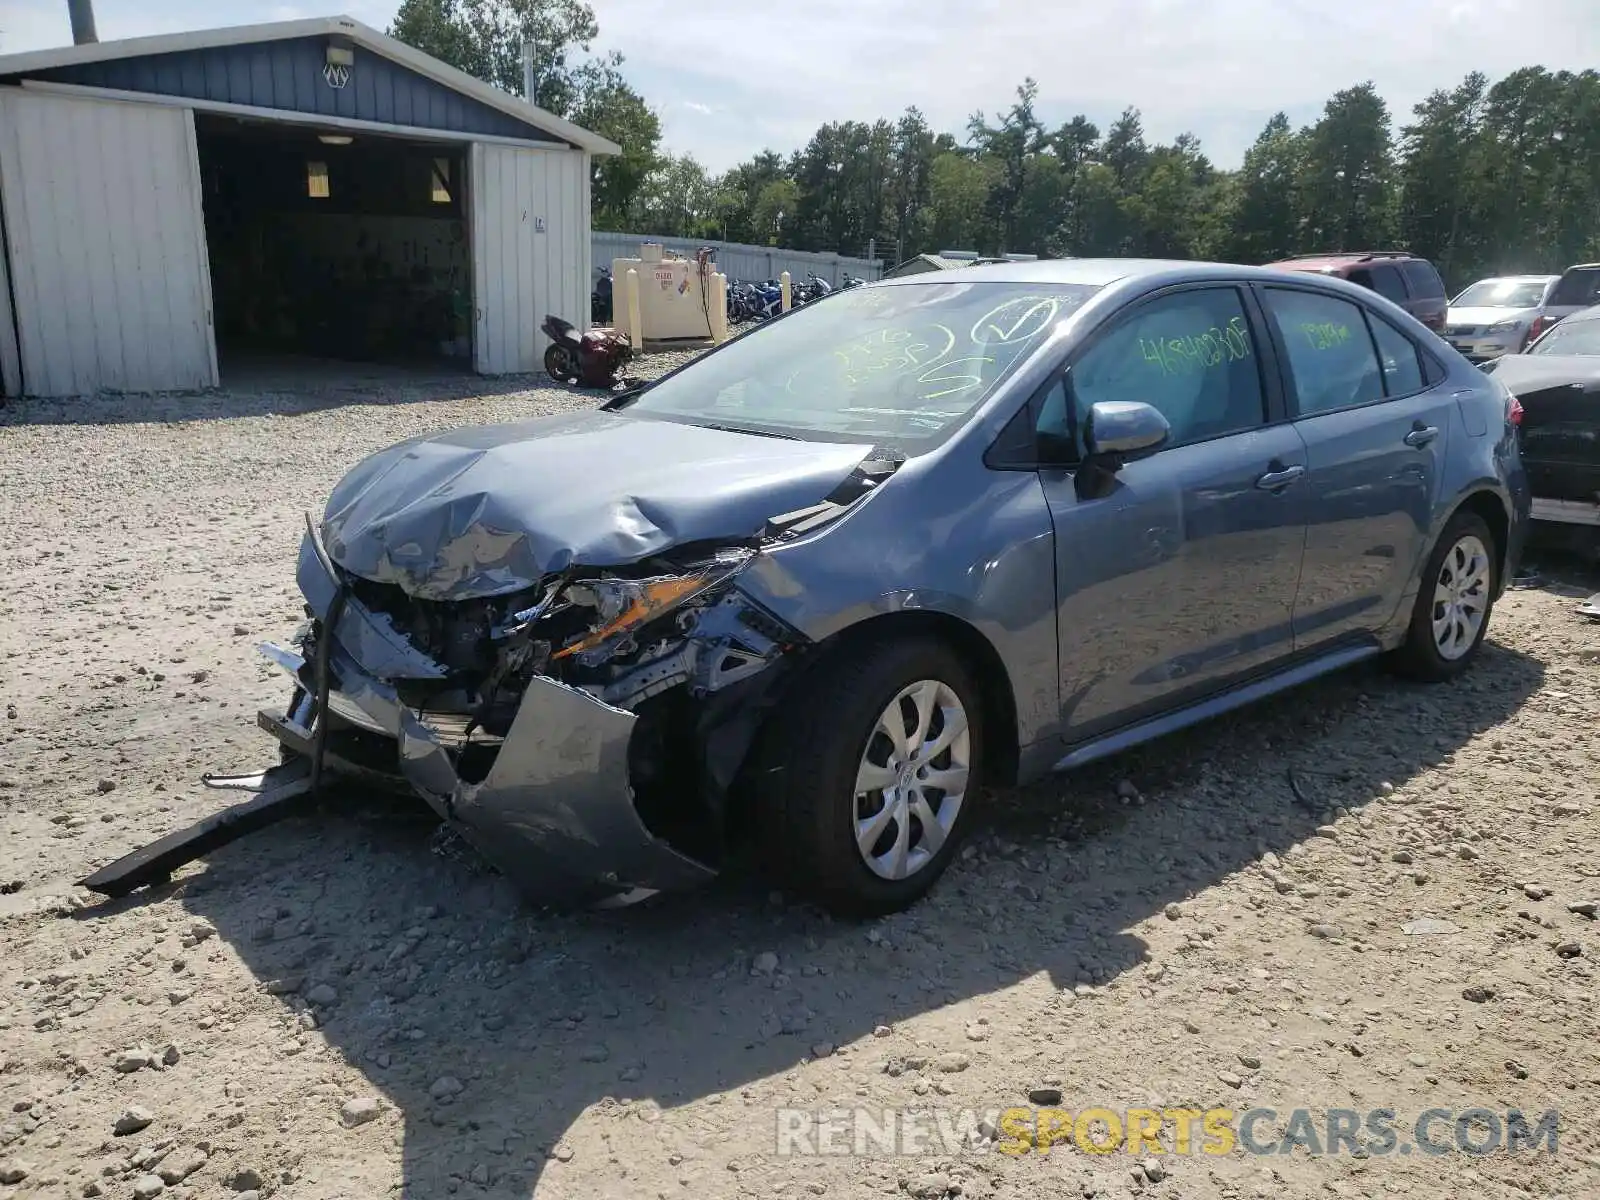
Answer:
83;260;1533;916
1444;274;1559;361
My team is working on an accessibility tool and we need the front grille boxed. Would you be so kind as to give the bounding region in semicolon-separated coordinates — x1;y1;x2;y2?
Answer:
1447;325;1480;337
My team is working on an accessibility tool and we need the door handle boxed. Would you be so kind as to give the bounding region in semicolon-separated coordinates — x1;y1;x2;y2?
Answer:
1254;464;1305;491
1404;423;1439;448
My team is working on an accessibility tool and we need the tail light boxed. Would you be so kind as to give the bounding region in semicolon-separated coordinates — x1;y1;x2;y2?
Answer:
1508;392;1524;427
1526;315;1555;346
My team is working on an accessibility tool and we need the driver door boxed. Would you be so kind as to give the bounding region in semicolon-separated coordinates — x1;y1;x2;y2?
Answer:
1034;284;1312;741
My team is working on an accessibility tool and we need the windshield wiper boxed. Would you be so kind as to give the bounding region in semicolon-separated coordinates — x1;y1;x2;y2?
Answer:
601;381;654;411
693;421;802;440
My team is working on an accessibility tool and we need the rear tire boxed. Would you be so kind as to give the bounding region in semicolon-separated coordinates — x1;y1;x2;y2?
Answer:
544;343;578;380
756;637;983;917
1389;510;1498;681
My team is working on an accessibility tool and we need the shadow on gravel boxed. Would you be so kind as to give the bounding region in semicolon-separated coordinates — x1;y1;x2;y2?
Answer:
136;640;1542;1197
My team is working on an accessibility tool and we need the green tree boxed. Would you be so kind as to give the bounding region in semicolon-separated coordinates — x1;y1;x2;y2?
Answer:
390;0;603;111
629;154;718;237
1297;83;1396;250
925;152;996;253
1226;113;1306;262
1396;73;1487;282
887;108;938;263
967;80;1048;253
569;63;661;228
389;0;662;224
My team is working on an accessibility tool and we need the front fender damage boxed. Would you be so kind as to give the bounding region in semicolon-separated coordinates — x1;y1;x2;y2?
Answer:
80;459;897;904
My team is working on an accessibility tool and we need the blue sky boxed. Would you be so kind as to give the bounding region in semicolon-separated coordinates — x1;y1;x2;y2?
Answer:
6;0;1600;172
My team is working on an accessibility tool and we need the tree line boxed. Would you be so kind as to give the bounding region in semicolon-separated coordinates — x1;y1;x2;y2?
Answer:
390;0;1600;288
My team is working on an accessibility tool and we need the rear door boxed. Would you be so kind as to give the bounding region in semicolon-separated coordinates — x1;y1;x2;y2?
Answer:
1258;285;1455;650
1032;284;1311;739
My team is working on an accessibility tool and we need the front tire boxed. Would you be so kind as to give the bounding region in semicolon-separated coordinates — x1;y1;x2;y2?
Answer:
757;637;983;917
1389;510;1498;681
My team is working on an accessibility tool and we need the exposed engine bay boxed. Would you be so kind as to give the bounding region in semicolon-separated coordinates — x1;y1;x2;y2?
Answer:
76;413;902;906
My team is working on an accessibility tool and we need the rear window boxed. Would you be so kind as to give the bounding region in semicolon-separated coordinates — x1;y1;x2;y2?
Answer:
1550;268;1600;307
1400;260;1444;298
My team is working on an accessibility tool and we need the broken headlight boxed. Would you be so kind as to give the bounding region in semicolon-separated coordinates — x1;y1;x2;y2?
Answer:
553;550;754;664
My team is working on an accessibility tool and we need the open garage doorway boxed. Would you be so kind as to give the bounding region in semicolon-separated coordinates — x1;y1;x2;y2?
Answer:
195;115;472;377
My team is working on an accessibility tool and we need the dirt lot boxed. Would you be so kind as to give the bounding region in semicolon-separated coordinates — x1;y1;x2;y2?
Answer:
1;365;1598;1200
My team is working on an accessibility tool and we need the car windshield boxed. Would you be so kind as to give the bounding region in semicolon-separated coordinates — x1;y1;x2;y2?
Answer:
617;281;1100;450
1452;279;1549;308
1529;318;1600;356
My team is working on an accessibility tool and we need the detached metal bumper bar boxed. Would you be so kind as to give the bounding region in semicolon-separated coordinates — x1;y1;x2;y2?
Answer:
79;759;315;897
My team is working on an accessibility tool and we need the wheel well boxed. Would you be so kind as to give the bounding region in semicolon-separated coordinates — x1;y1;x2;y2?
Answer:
793;611;1022;788
1456;490;1509;577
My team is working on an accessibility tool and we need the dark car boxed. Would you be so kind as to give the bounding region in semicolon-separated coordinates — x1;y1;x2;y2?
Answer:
1264;252;1449;334
1524;262;1600;346
84;260;1531;917
1482;303;1600;548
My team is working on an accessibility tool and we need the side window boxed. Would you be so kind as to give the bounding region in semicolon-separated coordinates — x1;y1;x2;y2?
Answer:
1400;260;1444;299
1262;289;1386;416
1034;377;1084;462
1056;287;1266;449
1368;264;1409;304
1367;313;1426;396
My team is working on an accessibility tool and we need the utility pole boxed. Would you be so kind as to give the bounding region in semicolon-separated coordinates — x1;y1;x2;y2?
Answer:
67;0;98;44
521;37;537;104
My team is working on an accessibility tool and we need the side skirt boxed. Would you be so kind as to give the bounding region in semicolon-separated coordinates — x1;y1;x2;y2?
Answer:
1050;641;1382;774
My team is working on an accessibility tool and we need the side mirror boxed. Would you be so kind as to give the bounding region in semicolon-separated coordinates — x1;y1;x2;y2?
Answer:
1084;400;1170;466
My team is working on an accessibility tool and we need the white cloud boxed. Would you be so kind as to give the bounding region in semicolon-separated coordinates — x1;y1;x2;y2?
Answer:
3;0;1595;173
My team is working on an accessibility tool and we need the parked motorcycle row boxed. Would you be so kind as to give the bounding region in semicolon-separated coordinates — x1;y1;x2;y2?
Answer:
589;266;869;329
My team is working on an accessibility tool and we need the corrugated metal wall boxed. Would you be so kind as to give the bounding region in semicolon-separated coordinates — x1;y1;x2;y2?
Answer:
592;230;881;287
25;39;564;144
0;89;216;396
471;145;590;374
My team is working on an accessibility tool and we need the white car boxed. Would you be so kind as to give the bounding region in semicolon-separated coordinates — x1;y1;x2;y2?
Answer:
1444;274;1560;361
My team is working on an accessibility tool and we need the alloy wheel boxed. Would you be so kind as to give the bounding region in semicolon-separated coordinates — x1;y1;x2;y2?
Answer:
853;679;971;881
1431;533;1491;660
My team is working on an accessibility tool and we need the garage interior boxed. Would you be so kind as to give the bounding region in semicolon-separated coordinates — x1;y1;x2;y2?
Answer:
195;115;472;371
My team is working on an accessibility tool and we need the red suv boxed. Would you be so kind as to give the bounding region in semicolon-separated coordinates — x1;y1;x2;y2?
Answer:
1262;251;1449;333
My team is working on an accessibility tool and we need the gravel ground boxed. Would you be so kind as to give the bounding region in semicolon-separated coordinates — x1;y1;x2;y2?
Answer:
1;362;1598;1200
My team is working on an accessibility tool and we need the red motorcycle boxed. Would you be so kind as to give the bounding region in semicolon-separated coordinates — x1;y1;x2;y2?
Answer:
541;315;634;388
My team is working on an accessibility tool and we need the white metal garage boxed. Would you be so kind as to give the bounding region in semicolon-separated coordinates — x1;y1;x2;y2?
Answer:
0;16;618;399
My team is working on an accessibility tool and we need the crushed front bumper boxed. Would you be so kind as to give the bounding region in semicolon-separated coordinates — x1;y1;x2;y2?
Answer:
262;523;716;907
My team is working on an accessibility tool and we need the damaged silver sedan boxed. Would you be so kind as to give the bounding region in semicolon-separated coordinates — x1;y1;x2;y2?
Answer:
84;259;1526;914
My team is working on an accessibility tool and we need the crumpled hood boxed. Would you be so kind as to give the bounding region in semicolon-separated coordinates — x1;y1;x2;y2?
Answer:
321;408;874;600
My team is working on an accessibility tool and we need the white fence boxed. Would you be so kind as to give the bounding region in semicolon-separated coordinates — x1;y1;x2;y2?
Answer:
591;230;883;287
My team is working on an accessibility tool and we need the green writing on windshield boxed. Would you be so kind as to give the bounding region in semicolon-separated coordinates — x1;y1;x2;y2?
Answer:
799;295;1066;403
1139;316;1252;376
1299;321;1351;351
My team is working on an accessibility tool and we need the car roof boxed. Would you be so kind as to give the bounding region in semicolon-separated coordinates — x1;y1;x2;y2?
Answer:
1263;251;1423;272
1558;303;1600;323
871;257;1350;290
1559;263;1600;273
1466;274;1560;283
